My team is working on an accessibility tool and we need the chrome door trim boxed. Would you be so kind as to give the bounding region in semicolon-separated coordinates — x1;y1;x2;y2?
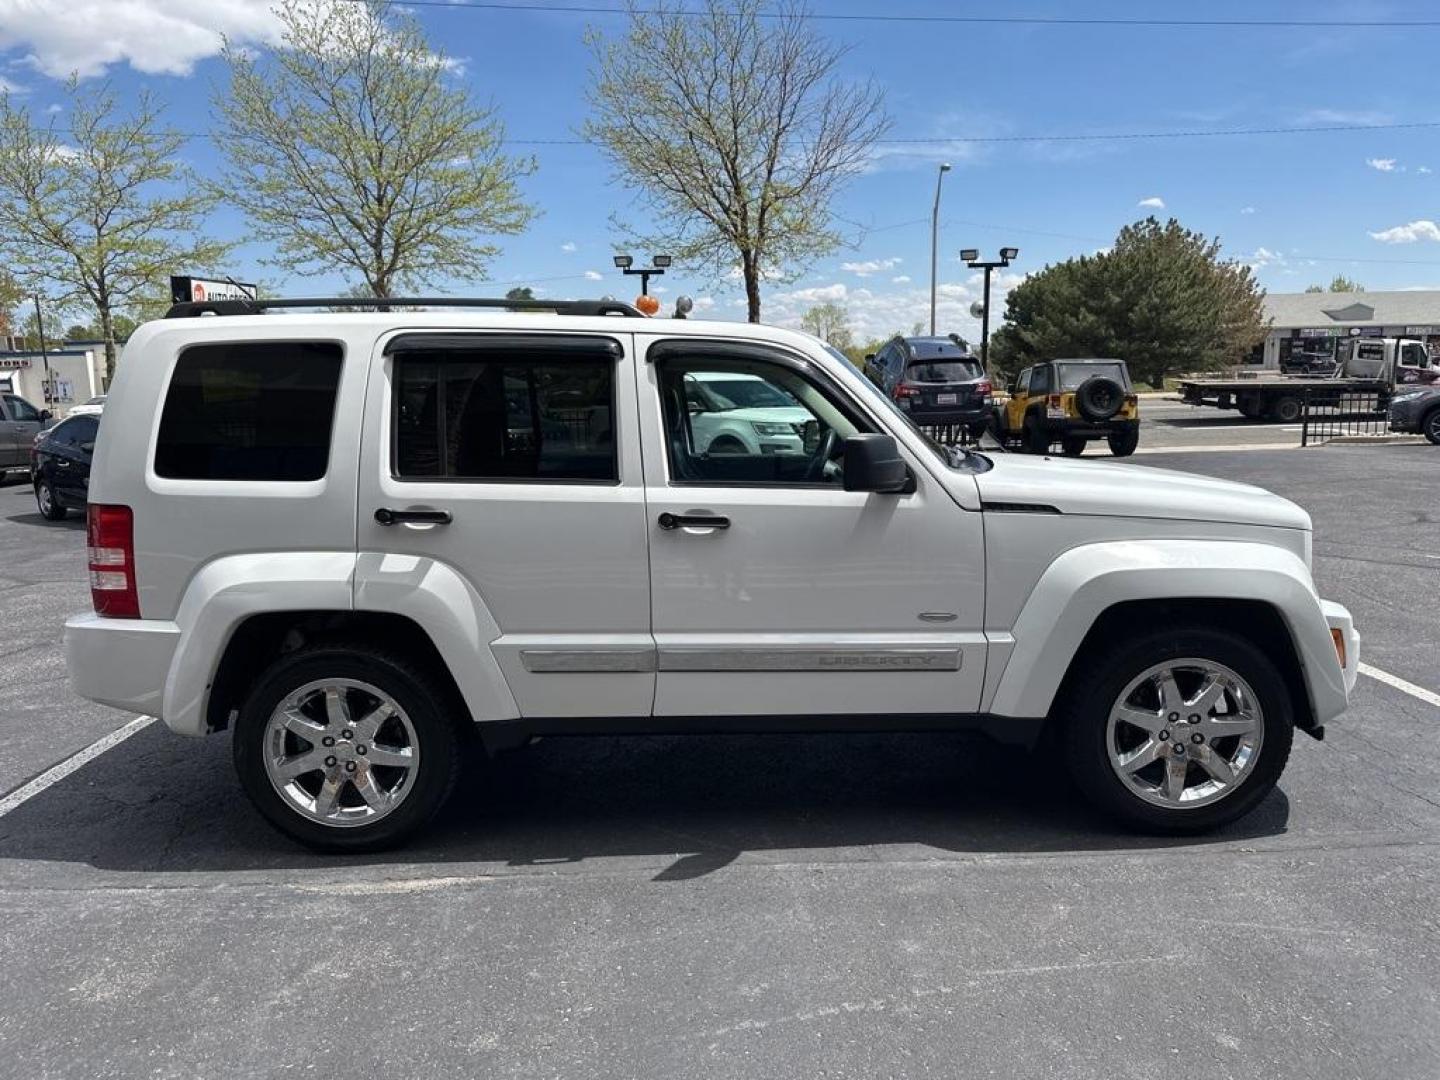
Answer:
657;647;962;672
520;649;658;673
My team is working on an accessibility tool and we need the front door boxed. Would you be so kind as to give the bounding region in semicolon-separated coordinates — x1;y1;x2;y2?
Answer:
356;330;654;719
636;336;988;719
2;393;43;467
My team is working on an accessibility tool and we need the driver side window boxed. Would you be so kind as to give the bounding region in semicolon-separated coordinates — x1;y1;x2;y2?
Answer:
655;356;868;486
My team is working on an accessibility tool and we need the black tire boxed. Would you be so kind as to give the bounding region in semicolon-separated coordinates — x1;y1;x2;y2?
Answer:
35;479;68;520
1075;376;1125;421
1108;426;1140;457
1060;435;1086;456
708;435;746;456
1269;395;1302;423
1423;406;1440;446
1236;398;1262;420
1060;627;1294;834
233;645;464;852
1023;415;1050;454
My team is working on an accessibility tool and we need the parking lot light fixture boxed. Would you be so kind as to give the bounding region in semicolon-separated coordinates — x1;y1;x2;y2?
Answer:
613;254;633;269
961;247;1020;371
613;254;671;296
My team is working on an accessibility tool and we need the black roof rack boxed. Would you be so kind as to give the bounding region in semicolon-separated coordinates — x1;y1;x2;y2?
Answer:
164;296;645;319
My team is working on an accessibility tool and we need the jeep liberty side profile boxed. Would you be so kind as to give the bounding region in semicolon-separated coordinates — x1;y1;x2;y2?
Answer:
64;296;1359;850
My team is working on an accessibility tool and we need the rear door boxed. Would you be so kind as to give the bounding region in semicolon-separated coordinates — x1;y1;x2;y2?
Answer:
356;330;654;719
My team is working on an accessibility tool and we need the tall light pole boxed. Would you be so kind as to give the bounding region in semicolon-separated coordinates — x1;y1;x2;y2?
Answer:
929;163;952;335
960;247;1019;371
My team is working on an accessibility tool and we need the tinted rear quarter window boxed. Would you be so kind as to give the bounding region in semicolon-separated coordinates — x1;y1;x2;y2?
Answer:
155;342;343;481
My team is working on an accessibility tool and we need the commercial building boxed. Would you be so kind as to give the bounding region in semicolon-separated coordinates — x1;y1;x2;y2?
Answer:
0;342;108;418
1252;290;1440;370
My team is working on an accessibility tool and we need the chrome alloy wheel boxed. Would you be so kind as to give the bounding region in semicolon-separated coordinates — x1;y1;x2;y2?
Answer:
1105;659;1264;810
263;678;419;827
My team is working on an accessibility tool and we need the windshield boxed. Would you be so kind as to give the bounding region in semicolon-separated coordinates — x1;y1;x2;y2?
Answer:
701;378;798;409
905;359;984;384
1057;361;1128;390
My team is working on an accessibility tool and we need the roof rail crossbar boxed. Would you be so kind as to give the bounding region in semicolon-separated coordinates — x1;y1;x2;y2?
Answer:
164;296;646;319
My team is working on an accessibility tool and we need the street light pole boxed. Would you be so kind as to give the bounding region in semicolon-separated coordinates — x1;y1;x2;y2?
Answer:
32;295;52;407
930;163;951;336
960;247;1020;371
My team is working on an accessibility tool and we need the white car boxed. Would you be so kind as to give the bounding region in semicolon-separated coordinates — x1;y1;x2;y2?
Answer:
64;295;1359;850
66;395;107;417
683;371;811;457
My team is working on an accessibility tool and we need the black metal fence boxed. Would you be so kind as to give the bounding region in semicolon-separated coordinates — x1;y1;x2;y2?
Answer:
1300;388;1390;446
917;422;986;447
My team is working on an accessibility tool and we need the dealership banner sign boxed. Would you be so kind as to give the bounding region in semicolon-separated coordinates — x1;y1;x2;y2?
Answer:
170;276;259;304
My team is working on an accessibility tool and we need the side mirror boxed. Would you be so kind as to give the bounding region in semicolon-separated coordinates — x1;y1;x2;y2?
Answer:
39;409;52;422
80;441;95;453
843;433;910;493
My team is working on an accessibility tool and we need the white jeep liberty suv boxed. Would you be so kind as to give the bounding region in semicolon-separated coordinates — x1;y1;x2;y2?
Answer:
64;295;1360;850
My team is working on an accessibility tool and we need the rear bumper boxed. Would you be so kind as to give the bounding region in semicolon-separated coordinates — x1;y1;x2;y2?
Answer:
1042;418;1138;438
900;405;991;425
64;613;180;723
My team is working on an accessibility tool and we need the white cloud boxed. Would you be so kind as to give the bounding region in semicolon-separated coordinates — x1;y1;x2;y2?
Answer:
891;275;911;284
1366;157;1398;172
1248;246;1286;270
762;273;1028;344
840;257;901;277
1137;196;1166;209
1369;220;1440;244
44;102;62;113
583;270;604;281
560;242;577;253
1298;108;1391;126
1240;206;1257;214
0;0;285;78
1420;166;1434;175
0;74;24;93
692;296;716;312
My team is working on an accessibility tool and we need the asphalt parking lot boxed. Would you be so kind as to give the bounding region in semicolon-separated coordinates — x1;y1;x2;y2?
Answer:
1;444;1437;1079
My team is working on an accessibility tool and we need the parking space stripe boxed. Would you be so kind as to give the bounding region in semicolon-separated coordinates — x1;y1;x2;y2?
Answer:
1359;664;1440;709
0;715;156;819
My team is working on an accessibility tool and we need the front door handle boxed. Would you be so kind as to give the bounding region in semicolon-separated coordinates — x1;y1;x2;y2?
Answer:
658;512;730;531
374;507;452;526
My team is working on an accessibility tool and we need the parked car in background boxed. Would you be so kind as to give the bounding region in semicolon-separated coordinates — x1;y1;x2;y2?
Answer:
992;358;1140;456
863;335;993;438
68;395;107;417
30;412;99;520
0;391;52;483
682;370;811;457
1388;385;1440;444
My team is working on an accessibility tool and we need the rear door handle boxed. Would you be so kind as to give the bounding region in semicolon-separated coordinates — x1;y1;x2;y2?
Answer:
374;507;452;526
658;512;730;531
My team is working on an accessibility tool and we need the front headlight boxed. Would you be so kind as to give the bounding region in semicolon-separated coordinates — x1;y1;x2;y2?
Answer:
750;421;796;436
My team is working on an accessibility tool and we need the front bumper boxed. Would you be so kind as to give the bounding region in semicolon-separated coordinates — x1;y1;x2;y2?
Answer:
64;613;180;721
1387;399;1428;432
1321;599;1360;699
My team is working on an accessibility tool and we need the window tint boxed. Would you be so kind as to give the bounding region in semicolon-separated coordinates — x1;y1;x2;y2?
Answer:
155;342;343;481
657;355;866;485
4;394;40;422
1057;362;1127;390
1031;366;1053;394
394;350;615;482
51;416;98;447
905;359;983;383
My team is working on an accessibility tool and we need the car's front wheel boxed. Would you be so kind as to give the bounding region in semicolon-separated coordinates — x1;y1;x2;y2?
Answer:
1060;628;1294;833
1423;406;1440;445
35;479;67;520
233;646;463;851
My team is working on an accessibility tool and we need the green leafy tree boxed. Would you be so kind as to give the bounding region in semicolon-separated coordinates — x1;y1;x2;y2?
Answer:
800;302;853;350
215;0;536;298
584;0;888;322
990;217;1266;389
0;270;25;339
0;80;227;377
1306;274;1364;293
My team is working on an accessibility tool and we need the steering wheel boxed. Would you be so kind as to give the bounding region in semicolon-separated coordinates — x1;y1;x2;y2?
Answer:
805;426;841;481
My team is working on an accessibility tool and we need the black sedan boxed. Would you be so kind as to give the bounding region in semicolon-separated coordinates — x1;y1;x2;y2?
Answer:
1388;386;1440;445
30;413;99;520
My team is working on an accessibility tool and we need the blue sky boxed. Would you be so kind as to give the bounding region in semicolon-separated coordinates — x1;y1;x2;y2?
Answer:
3;0;1440;340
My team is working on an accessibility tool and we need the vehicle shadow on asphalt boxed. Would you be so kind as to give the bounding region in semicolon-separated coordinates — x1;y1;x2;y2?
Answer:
4;510;86;531
0;723;1290;878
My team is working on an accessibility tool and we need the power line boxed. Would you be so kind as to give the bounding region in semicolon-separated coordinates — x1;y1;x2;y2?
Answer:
30;118;1440;147
334;0;1440;29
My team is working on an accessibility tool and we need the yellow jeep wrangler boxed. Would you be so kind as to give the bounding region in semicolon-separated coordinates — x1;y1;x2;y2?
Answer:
992;358;1140;456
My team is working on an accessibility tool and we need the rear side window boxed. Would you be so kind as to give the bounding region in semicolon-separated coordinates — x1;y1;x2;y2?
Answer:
51;416;99;447
155;342;343;481
392;342;616;482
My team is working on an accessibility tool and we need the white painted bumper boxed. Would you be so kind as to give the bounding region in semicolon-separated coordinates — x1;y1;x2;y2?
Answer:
64;613;180;723
1321;599;1360;698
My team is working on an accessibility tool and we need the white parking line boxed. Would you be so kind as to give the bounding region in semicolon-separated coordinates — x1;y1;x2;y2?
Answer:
0;715;156;819
1360;664;1440;709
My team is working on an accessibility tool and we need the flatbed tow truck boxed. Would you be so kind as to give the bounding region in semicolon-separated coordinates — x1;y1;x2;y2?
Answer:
1177;337;1440;421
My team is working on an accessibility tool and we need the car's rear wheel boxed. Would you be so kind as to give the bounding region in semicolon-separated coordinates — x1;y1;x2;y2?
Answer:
1108;427;1139;456
35;479;67;520
1269;395;1302;423
1061;435;1086;456
1023;416;1050;454
233;646;463;851
1060;628;1293;833
1423;406;1440;445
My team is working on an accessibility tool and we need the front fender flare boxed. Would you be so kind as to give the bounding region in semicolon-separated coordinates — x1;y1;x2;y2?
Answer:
984;539;1346;725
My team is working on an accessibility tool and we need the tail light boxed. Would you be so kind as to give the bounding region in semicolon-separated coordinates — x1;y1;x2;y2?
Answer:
1048;394;1062;407
87;504;139;618
894;382;921;399
976;379;992;396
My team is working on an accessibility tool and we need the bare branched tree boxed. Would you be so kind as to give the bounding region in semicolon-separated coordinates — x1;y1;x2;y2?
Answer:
0;80;226;377
215;0;536;297
585;0;889;321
